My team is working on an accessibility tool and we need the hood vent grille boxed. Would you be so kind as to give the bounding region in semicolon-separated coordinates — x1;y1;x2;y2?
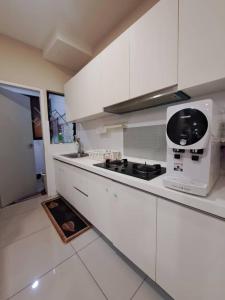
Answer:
104;85;190;114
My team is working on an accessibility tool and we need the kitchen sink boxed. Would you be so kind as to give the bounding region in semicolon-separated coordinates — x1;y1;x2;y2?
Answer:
62;153;89;159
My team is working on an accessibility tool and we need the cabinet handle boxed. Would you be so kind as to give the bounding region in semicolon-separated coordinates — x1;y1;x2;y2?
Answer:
73;186;88;197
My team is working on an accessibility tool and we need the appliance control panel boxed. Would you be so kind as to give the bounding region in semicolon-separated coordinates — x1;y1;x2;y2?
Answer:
172;148;205;172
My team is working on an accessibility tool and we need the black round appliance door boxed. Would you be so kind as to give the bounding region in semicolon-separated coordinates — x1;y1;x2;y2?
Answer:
167;108;208;146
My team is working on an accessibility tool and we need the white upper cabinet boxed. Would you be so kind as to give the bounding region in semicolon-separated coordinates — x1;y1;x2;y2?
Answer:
65;31;129;121
100;31;130;107
157;198;225;300
65;55;103;121
178;0;225;90
65;0;179;121
130;0;178;98
65;68;84;122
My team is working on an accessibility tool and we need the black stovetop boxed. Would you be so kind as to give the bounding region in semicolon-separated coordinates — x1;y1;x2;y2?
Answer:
94;159;166;181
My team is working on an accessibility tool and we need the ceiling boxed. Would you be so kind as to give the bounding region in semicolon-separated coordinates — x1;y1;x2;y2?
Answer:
0;0;155;73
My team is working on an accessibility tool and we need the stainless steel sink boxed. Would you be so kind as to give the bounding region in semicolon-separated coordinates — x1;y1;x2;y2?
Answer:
62;153;89;159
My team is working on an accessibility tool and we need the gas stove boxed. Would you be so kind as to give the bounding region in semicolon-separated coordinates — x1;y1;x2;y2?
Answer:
94;159;166;181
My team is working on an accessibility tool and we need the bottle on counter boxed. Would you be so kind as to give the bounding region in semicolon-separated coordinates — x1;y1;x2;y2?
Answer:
73;136;81;154
58;129;63;144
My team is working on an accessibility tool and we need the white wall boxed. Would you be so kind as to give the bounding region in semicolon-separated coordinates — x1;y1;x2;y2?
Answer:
0;34;74;196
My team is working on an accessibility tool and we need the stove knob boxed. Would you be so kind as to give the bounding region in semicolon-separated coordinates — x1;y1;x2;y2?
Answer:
121;168;126;173
192;155;199;161
115;167;119;171
122;159;128;167
105;159;111;168
153;164;161;170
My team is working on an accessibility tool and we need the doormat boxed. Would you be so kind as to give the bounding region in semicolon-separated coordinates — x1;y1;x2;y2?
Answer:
42;197;91;243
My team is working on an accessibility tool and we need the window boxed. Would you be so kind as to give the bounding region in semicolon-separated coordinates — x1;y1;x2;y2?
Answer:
47;91;76;144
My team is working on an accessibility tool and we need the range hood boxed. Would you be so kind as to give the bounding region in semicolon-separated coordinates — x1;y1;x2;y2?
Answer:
104;85;190;114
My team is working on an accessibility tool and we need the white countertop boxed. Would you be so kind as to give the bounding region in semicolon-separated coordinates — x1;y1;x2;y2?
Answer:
53;154;225;219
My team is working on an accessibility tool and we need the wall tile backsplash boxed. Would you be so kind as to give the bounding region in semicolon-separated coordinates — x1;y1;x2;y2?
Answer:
123;125;167;161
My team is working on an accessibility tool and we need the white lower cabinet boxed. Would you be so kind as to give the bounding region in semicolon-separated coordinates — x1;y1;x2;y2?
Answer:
55;161;90;219
54;160;65;196
110;182;157;280
54;160;111;238
54;160;157;280
156;198;225;300
54;160;73;201
87;172;112;240
55;161;225;299
70;167;90;220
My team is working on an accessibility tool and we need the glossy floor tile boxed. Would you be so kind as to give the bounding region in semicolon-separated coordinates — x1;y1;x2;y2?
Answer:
70;228;100;252
79;237;145;300
0;195;50;221
10;255;106;300
132;278;172;300
0;207;51;248
0;195;169;300
0;227;74;300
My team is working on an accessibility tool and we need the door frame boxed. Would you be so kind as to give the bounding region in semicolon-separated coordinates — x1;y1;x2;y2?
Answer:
0;79;50;194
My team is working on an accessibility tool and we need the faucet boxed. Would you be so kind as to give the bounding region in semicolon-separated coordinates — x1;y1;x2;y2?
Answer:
73;136;82;155
77;138;82;154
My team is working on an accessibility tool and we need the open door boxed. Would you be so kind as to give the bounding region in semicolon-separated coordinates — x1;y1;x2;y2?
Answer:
0;87;37;207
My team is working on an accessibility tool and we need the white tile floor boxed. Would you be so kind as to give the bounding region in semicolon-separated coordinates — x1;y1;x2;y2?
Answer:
0;195;172;300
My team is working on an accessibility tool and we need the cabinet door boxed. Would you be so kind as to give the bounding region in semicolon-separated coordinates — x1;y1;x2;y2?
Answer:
157;198;225;300
111;182;157;280
130;0;178;98
100;31;130;107
54;160;67;197
178;0;225;90
54;161;90;219
81;55;103;119
54;161;73;201
64;55;103;121
69;167;90;219
64;70;84;122
64;75;75;123
88;173;112;240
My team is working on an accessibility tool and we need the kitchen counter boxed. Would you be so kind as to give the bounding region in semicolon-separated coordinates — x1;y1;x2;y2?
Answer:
53;154;225;220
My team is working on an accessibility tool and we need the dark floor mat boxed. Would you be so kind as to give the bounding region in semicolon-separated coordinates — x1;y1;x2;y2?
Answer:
42;197;91;243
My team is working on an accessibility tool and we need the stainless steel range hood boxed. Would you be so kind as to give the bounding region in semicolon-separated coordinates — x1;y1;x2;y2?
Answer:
104;85;190;114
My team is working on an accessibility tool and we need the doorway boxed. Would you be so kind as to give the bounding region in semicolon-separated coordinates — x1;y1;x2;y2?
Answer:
0;84;46;207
